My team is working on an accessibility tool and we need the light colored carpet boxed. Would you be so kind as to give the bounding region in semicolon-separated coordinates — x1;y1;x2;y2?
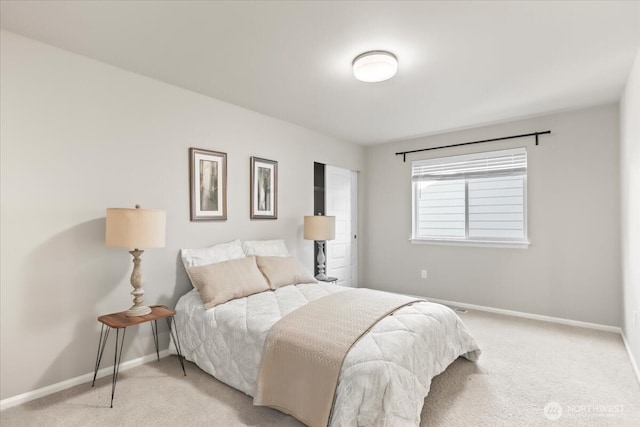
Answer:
2;309;639;426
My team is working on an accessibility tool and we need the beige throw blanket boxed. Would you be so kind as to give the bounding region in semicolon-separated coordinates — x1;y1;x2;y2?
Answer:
253;288;423;427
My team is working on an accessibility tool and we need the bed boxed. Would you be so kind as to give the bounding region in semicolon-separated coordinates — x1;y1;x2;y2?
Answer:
170;239;480;426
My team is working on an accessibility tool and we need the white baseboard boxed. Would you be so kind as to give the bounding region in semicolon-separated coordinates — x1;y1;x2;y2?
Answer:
425;296;622;333
0;349;170;411
621;332;640;387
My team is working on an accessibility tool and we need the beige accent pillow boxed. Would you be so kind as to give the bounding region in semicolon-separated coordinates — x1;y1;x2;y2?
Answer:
188;256;270;309
256;256;317;289
181;239;246;287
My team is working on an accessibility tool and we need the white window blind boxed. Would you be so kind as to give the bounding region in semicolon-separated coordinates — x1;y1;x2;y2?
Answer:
412;148;528;246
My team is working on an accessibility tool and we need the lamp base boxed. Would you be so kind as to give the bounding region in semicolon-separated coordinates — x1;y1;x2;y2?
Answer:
126;249;151;317
315;273;329;281
126;305;151;317
315;240;329;281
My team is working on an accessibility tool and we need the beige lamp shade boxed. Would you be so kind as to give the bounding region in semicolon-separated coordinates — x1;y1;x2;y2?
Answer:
304;215;336;241
106;207;166;249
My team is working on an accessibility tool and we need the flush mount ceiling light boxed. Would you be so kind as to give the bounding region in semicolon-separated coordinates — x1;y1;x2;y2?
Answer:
352;50;398;83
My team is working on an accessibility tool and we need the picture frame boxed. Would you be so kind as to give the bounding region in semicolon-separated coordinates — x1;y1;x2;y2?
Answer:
189;148;227;221
250;157;278;219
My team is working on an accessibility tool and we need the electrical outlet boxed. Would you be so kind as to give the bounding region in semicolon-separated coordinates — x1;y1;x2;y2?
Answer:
421;269;428;279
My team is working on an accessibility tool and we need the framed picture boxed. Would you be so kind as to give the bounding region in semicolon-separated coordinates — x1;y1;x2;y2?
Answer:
250;157;278;219
189;148;227;221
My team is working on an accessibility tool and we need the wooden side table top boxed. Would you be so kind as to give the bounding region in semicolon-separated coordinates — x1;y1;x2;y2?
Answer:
97;305;176;329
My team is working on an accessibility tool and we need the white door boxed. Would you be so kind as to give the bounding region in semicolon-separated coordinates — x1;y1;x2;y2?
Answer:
325;166;358;287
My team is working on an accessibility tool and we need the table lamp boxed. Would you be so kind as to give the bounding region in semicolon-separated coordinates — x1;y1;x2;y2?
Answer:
304;215;335;281
106;205;166;317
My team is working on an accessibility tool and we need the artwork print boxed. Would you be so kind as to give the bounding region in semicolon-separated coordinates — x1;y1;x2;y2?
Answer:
250;157;278;219
190;148;227;220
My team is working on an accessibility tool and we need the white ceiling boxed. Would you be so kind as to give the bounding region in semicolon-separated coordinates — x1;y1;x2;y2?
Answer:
1;1;639;145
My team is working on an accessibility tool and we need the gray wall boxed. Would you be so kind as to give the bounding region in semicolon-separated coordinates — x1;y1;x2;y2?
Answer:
364;104;621;327
0;31;365;400
620;46;640;372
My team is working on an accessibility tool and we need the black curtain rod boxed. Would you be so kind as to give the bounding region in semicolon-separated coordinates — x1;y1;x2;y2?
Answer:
396;130;551;162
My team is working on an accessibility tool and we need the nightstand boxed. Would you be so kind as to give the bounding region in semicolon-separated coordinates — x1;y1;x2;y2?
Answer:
317;276;338;284
91;305;186;407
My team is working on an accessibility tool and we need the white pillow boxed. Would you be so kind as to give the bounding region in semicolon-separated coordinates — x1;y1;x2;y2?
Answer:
181;239;246;286
242;239;289;257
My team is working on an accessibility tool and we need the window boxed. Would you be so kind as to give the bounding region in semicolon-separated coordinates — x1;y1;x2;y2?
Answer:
411;147;529;247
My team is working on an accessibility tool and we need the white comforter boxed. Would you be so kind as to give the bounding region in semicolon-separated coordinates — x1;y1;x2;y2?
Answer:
170;283;480;426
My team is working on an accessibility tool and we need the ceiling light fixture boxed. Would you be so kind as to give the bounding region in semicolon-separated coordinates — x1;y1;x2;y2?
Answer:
352;50;398;83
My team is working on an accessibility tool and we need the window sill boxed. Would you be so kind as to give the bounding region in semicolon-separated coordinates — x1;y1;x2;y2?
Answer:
410;238;530;249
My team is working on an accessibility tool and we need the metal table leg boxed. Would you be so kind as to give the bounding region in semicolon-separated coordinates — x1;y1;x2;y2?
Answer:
166;316;186;376
92;324;110;387
110;328;126;408
151;320;160;362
